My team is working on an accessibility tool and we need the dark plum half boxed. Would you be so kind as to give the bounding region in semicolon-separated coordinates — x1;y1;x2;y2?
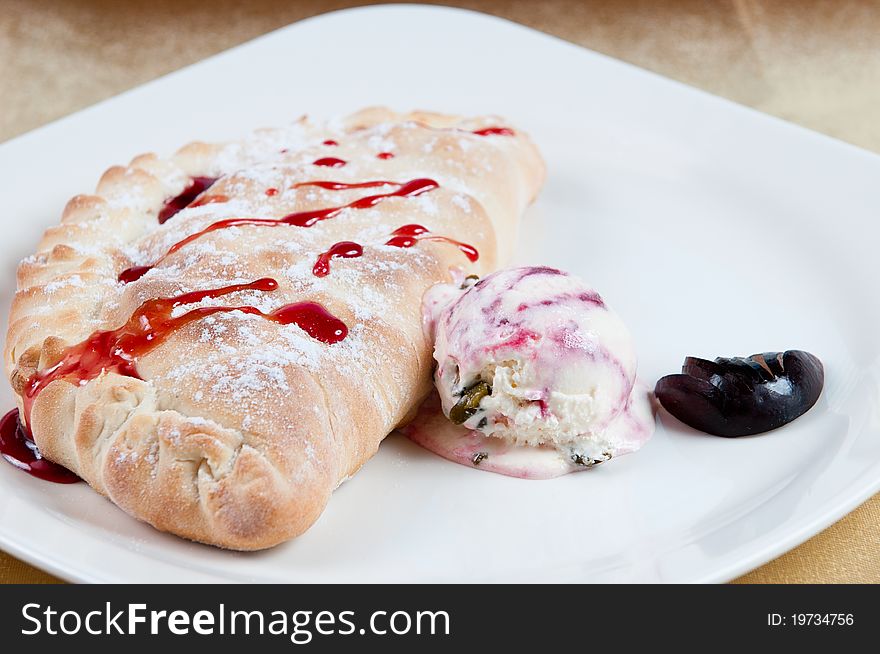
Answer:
654;350;824;437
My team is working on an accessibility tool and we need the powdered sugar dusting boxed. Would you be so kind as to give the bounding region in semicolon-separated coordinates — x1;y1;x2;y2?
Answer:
452;194;472;213
44;275;85;294
21;108;526;451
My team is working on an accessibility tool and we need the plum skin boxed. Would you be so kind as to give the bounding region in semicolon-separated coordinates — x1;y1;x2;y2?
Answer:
654;350;824;437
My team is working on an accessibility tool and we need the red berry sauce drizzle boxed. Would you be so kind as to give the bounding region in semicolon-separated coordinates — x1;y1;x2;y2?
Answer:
386;225;478;262
313;226;478;277
295;180;399;191
312;157;347;168
22;279;345;424
314;124;513;161
118;178;439;283
471;127;515;137
8;278;346;481
313;241;364;277
12;125;511;481
157;176;219;224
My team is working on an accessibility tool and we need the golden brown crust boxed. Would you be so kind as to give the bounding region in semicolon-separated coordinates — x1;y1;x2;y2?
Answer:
4;107;545;549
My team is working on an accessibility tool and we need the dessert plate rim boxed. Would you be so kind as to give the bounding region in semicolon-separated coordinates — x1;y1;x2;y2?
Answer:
1;3;878;583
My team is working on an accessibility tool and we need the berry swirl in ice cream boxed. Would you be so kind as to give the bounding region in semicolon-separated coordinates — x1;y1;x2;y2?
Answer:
403;266;655;479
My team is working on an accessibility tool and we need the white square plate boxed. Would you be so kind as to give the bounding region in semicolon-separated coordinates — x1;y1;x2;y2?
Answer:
1;5;879;583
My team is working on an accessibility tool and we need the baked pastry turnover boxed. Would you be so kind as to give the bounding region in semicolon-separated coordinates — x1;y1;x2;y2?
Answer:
4;108;544;549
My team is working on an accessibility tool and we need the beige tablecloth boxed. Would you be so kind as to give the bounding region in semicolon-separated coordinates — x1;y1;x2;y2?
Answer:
1;0;878;583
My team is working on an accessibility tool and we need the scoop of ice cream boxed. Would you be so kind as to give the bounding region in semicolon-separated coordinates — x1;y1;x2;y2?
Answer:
426;266;650;464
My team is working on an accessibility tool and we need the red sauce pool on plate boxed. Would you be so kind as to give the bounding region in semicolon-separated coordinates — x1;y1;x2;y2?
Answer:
0;409;80;483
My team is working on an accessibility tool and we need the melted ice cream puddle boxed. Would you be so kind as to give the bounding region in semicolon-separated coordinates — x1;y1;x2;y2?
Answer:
401;386;654;479
403;266;656;479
